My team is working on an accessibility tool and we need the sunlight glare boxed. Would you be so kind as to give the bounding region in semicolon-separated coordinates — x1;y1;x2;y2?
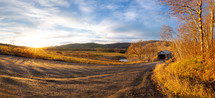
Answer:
22;35;49;48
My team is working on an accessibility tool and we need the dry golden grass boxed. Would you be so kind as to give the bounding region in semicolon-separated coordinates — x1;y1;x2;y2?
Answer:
50;50;126;61
0;45;139;65
152;57;215;97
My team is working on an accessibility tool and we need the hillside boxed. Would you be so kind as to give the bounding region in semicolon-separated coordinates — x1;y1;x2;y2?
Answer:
0;40;169;64
48;40;163;49
0;43;11;47
49;43;131;49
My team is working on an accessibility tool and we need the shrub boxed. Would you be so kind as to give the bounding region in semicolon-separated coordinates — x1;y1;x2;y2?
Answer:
152;57;215;97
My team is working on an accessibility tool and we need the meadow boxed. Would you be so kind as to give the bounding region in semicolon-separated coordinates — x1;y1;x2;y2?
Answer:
0;45;138;65
152;57;215;97
52;50;125;61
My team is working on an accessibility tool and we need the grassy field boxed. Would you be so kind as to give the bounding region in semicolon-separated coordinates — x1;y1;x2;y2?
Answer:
0;45;141;65
152;57;215;97
50;50;126;61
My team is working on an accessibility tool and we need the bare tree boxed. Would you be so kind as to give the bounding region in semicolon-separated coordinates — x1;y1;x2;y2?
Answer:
159;0;215;59
126;41;160;61
159;0;204;51
159;25;182;59
210;0;215;54
126;41;145;60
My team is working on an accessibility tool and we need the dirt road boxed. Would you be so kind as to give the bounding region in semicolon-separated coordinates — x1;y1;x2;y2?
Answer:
0;55;163;97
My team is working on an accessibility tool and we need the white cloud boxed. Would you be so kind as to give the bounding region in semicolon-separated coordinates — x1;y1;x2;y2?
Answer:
79;6;93;13
34;0;70;7
0;0;94;45
105;5;119;10
90;19;146;43
135;0;158;10
74;0;94;13
0;0;92;29
123;11;138;20
0;0;171;46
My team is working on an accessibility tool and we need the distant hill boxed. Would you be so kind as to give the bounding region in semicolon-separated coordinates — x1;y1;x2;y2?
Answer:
48;40;164;49
0;43;10;46
0;40;167;50
49;43;131;49
0;43;30;48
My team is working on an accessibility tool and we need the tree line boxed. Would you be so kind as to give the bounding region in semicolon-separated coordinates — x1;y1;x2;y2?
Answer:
160;0;214;60
126;0;214;62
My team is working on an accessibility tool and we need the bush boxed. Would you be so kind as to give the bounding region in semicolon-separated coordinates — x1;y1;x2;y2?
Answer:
152;57;215;97
126;40;159;62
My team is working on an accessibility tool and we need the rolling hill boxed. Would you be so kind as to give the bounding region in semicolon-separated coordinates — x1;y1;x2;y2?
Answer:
48;40;164;49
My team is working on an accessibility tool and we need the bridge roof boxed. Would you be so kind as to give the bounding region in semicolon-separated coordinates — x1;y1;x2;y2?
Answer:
158;50;171;55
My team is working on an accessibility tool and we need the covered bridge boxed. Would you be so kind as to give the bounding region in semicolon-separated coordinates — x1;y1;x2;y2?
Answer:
158;50;171;60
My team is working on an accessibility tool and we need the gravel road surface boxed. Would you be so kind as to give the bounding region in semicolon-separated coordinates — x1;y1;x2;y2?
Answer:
0;55;164;98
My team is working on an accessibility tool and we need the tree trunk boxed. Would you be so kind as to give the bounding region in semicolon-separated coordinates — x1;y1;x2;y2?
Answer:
198;0;204;54
210;7;214;55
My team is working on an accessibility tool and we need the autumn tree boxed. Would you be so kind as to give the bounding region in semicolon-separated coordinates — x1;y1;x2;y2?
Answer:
159;0;215;59
126;41;160;62
159;25;182;59
126;41;145;60
143;43;158;62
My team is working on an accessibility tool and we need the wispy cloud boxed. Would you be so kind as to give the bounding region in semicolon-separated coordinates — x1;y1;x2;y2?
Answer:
0;0;174;46
35;0;70;7
123;11;138;20
74;0;95;14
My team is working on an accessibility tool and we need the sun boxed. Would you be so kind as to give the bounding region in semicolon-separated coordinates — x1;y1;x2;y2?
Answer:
22;35;50;48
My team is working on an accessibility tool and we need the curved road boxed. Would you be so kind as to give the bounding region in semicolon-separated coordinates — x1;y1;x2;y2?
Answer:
0;55;163;97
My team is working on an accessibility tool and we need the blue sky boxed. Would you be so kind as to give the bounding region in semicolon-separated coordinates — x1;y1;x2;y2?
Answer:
0;0;175;47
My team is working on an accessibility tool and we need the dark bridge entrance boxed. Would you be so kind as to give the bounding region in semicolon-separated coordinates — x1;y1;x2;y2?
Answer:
157;50;171;60
158;54;166;60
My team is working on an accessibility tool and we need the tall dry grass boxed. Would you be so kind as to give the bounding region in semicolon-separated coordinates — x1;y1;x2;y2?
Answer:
152;57;215;97
53;50;126;61
0;45;139;65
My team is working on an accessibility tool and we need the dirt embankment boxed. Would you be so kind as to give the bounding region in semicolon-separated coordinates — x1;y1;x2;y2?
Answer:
0;55;164;97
